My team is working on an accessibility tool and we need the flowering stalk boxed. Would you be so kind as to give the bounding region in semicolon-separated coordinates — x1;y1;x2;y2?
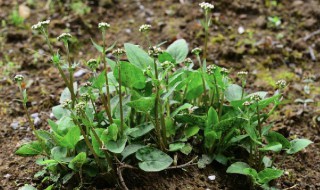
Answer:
193;48;208;108
199;2;214;61
113;48;126;136
99;22;112;112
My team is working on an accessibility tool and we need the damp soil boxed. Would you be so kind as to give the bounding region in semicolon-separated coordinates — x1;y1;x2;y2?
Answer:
0;0;319;189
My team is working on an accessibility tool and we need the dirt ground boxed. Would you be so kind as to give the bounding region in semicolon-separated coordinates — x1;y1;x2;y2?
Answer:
0;0;319;189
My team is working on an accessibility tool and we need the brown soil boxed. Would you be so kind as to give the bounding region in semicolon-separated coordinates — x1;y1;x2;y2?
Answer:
0;0;319;190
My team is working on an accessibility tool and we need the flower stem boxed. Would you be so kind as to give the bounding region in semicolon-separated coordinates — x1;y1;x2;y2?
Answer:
117;58;124;136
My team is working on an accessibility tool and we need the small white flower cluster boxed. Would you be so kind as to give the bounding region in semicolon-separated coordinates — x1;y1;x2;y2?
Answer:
199;2;214;10
148;46;163;57
57;33;72;41
250;94;262;102
81;93;90;101
161;61;174;69
87;59;98;70
84;81;92;87
31;20;50;30
139;24;152;33
207;65;217;75
191;47;202;54
14;74;24;82
62;99;72;109
98;22;110;29
112;48;126;56
75;102;86;115
220;68;229;75
184;58;193;65
237;71;248;79
242;101;252;106
275;79;287;89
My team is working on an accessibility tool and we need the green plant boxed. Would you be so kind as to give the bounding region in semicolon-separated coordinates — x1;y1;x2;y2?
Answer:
15;2;312;189
267;16;281;28
294;74;315;109
9;9;24;27
70;1;91;16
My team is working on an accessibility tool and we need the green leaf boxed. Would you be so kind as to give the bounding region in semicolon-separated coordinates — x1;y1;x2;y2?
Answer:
90;128;105;157
206;107;219;132
165;116;175;138
128;122;154;139
186;71;204;100
226;162;251;175
169;143;185;152
106;138;127;154
197;154;214;169
92;70;106;90
257;168;283;184
205;131;218;149
90;38;103;52
18;184;37;190
171;103;193;117
113;61;146;89
166;39;188;63
121;144;145;161
158;52;176;63
124;43;153;69
286;139;313;154
127;97;155;112
51;146;67;161
243;168;258;179
44;185;54;190
58;126;81;149
180;143;192;155
59;83;77;103
184;126;200;138
136;147;173;172
103;123;118;142
15;141;43;156
52;105;69;120
265;132;291;149
225;84;243;102
259;142;282;152
68;152;87;171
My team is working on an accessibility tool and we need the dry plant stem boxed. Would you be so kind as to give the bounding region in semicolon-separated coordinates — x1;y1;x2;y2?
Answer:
153;58;165;151
117;58;124;136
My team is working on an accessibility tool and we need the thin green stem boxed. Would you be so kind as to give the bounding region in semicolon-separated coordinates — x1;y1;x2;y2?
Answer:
101;30;111;110
117;57;124;136
218;92;224;118
66;42;76;107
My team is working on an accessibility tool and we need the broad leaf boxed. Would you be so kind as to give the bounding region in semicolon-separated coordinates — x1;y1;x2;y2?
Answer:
128;122;154;139
127;97;155;112
169;143;185;152
286;139;313;154
124;43;153;69
225;84;243;102
121;144;145;161
16;141;43;156
114;61;146;89
226;162;251;175
68;152;87;171
106;138;127;154
166;39;188;63
265;132;291;149
136;147;173;172
259;142;282;152
257;168;283;184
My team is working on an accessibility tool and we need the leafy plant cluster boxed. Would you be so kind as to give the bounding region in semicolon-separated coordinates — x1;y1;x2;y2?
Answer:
15;2;312;190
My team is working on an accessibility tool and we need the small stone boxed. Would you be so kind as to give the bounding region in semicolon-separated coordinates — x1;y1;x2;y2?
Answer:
208;175;216;181
10;122;19;130
4;174;11;178
238;26;245;34
34;117;41;127
73;69;87;78
30;113;39;119
49;112;55;119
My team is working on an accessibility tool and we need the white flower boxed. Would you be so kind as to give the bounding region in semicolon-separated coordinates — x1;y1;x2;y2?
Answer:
148;46;163;57
98;22;110;29
191;47;202;54
207;65;217;75
242;101;252;106
220;68;229;75
276;79;287;89
87;59;98;70
75;102;86;115
251;94;262;102
199;2;214;10
139;24;152;33
14;74;24;82
112;48;126;56
31;20;50;30
57;33;72;41
237;71;248;78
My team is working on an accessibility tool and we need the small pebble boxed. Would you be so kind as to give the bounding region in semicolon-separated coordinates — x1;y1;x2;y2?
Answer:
10;122;19;130
73;69;87;78
208;175;216;181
